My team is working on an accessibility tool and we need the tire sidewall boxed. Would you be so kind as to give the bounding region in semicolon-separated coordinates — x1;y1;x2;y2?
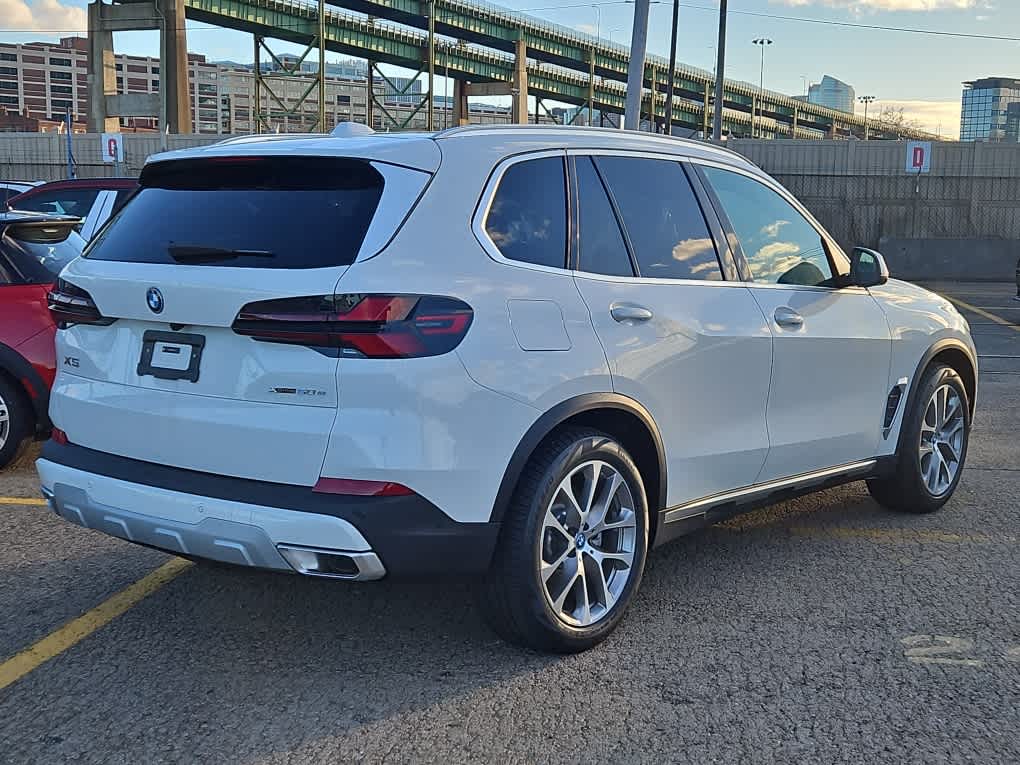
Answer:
518;434;649;649
904;365;970;506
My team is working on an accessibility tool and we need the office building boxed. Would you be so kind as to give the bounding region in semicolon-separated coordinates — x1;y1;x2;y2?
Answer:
805;75;855;114
960;77;1020;142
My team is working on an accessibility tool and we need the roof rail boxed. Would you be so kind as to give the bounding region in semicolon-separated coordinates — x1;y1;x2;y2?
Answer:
433;124;756;166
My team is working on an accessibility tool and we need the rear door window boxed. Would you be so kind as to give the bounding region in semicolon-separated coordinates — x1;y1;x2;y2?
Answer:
85;157;384;269
484;156;567;270
595;156;723;281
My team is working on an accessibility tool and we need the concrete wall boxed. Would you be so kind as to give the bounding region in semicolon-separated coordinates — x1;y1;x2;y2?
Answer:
726;140;1020;282
0;133;221;181
878;238;1020;282
5;133;1019;281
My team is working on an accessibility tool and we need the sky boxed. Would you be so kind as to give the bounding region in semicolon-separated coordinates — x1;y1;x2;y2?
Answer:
1;0;1017;137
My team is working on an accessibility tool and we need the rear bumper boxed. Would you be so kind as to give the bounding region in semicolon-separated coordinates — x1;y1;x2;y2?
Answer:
38;441;501;577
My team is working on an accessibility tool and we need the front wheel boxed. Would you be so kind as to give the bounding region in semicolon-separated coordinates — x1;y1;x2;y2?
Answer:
477;428;649;653
868;364;970;514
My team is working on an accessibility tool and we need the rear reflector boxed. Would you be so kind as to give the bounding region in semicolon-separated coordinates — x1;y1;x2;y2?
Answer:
51;428;69;445
313;477;414;497
231;294;473;359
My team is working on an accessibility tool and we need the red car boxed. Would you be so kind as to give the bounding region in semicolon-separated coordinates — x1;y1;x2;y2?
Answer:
0;211;84;468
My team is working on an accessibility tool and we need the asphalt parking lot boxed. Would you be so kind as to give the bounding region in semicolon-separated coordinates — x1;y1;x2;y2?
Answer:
1;282;1017;764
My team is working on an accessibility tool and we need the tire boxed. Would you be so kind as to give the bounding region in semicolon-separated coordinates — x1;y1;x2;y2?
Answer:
0;375;33;471
867;364;970;514
477;427;649;653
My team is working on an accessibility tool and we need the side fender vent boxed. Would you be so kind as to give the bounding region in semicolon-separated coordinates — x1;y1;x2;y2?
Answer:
882;379;908;437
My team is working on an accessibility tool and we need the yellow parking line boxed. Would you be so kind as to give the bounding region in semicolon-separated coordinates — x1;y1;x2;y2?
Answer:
0;557;192;692
943;295;1020;334
0;497;47;506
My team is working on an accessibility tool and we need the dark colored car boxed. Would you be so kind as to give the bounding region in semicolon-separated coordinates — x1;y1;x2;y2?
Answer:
0;212;83;467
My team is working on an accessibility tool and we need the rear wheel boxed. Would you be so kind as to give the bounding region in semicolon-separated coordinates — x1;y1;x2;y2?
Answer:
0;376;33;470
477;427;649;653
867;364;970;514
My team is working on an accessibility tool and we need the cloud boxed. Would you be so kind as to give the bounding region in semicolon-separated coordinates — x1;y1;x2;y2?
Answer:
773;0;982;10
881;99;961;138
574;22;598;35
0;0;86;31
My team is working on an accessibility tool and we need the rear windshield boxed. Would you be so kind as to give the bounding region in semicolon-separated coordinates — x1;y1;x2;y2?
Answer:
2;226;83;283
85;157;384;269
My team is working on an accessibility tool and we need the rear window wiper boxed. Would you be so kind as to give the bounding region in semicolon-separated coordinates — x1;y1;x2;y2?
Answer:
168;245;275;263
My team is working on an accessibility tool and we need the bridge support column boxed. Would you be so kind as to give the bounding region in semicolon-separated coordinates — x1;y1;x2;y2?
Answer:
512;38;528;125
86;0;190;134
792;107;798;138
87;2;117;133
452;79;469;126
160;0;191;134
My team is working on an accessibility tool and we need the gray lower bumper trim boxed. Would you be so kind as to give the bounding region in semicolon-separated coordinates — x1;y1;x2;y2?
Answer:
52;483;294;570
49;482;387;580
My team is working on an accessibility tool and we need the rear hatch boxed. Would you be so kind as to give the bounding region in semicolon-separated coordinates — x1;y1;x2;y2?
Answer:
51;150;433;486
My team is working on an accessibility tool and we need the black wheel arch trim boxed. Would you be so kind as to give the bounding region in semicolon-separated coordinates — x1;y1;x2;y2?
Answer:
489;393;668;524
0;341;50;434
896;338;976;456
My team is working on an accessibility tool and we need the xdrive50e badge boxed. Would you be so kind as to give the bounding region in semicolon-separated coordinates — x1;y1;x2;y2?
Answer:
146;287;164;314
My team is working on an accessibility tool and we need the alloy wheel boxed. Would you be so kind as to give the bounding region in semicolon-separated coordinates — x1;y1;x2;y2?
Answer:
539;460;637;627
0;391;9;451
919;383;965;497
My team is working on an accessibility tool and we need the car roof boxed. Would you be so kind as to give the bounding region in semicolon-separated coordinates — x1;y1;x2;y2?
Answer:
15;178;138;193
144;125;757;175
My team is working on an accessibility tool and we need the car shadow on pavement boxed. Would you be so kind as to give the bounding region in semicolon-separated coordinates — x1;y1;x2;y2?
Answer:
0;480;999;763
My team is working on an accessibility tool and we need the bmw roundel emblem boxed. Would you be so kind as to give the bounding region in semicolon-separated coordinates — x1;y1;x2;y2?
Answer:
146;287;164;314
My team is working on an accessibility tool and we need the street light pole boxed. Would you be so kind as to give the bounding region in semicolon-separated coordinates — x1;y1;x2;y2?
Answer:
751;37;772;139
711;0;727;140
625;0;651;130
663;0;679;135
859;95;876;140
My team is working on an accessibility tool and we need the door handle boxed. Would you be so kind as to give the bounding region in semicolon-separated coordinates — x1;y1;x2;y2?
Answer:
774;306;804;329
610;303;654;323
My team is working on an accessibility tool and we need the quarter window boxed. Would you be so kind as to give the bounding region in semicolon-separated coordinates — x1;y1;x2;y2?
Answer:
595;156;722;281
575;157;633;277
485;157;567;270
702;167;835;287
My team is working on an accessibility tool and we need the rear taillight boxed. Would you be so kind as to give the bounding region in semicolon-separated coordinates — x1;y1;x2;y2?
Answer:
48;279;115;327
231;294;473;359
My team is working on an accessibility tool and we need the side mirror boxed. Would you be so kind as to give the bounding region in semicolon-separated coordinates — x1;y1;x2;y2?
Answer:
850;247;889;288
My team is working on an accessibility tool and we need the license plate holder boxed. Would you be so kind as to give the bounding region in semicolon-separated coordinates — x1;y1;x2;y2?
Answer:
137;330;206;383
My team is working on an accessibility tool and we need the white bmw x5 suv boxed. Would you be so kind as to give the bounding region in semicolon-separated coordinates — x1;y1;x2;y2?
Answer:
38;125;976;652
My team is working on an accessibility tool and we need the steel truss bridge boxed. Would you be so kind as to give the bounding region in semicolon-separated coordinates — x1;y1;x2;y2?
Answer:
165;0;931;138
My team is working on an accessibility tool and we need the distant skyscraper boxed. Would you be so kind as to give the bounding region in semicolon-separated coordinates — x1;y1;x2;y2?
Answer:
960;77;1020;142
806;75;856;114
